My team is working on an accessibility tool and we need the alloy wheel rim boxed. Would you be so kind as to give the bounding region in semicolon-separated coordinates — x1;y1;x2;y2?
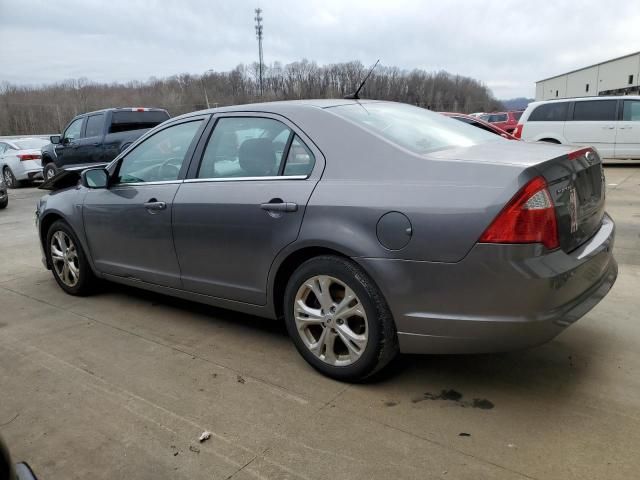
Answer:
50;231;80;287
294;275;368;366
3;170;12;186
46;168;55;179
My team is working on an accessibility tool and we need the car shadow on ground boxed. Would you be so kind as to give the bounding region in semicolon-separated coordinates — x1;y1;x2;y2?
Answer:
98;281;605;394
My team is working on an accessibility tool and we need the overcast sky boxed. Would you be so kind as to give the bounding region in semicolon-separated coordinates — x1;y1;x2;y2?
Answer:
1;0;639;99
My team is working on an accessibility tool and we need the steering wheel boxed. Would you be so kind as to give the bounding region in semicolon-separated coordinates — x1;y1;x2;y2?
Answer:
158;157;182;180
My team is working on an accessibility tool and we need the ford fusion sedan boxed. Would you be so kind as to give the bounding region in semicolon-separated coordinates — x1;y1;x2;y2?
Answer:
36;100;617;381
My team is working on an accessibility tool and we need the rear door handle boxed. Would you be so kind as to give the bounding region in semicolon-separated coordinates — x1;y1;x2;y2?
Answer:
260;201;298;212
144;200;167;211
602;126;615;130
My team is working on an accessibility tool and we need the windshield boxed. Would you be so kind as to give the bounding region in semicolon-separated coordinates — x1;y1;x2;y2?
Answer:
329;102;501;154
14;138;48;149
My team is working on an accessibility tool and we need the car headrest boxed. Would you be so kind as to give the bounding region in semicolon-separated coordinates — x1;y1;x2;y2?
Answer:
238;138;277;177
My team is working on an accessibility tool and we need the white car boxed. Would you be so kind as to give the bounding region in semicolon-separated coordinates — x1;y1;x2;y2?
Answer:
515;96;640;160
0;138;49;188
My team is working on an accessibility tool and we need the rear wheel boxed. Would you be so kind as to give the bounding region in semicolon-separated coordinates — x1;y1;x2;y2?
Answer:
2;167;20;189
46;220;96;295
0;197;7;209
43;163;58;180
284;255;398;381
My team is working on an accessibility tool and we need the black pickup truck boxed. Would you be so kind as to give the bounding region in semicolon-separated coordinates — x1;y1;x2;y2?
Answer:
41;107;170;179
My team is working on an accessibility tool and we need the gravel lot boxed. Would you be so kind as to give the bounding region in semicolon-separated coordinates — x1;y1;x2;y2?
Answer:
1;165;639;479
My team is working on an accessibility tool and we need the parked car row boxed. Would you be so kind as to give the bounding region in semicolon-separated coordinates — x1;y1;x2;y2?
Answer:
0;108;171;190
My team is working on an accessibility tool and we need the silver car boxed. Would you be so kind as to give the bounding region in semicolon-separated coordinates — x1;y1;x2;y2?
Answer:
0;138;49;188
35;100;617;381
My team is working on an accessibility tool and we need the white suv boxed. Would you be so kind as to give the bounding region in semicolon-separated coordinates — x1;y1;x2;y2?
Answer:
515;96;640;160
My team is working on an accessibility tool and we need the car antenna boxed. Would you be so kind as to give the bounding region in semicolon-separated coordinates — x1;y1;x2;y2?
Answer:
344;59;380;100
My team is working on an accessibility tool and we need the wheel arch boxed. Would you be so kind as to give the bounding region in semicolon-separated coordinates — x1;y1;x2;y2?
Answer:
270;245;356;319
39;212;66;269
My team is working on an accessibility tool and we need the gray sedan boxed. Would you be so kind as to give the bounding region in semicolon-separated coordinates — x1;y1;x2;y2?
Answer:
35;100;617;381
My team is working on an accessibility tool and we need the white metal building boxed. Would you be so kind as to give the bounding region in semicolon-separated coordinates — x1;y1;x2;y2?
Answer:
535;51;640;100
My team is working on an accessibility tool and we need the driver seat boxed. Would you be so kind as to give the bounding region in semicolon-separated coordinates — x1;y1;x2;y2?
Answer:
238;139;277;177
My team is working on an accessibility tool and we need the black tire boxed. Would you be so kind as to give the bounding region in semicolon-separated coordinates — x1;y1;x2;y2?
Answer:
43;163;58;181
0;197;7;209
2;167;21;189
46;220;96;296
284;255;398;382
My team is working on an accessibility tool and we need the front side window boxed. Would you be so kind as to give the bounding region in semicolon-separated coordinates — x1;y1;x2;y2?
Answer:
528;102;569;122
85;114;104;138
198;117;292;178
330;103;498;154
623;100;640;121
572;100;617;121
63;118;84;142
117;120;203;184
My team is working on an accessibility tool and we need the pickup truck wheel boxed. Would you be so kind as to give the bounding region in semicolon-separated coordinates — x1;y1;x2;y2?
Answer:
2;167;20;188
43;163;58;180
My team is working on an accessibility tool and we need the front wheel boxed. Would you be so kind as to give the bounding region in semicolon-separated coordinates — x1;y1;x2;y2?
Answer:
284;255;398;382
3;167;20;189
46;220;96;295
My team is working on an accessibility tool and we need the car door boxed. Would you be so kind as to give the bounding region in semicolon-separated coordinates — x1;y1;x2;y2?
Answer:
55;117;86;165
172;114;323;305
75;113;106;164
564;100;618;158
615;99;640;159
83;117;207;288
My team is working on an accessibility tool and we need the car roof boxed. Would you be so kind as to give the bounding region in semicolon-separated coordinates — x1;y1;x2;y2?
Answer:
170;99;389;122
528;95;640;107
76;107;170;117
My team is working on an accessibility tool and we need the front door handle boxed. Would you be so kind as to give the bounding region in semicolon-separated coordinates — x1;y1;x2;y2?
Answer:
144;199;167;211
602;126;615;130
260;200;298;212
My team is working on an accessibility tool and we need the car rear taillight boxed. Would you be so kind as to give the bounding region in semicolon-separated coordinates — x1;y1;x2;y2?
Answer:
567;147;592;161
512;124;523;139
479;176;559;250
18;154;41;161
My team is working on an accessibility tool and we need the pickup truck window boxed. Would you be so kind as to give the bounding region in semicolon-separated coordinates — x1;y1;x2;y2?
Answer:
85;114;105;138
63;118;84;142
109;111;170;134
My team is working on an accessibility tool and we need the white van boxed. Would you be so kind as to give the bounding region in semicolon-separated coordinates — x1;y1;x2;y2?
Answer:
515;96;640;160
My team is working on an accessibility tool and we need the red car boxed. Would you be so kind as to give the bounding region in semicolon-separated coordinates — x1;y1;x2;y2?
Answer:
479;111;523;133
440;112;518;140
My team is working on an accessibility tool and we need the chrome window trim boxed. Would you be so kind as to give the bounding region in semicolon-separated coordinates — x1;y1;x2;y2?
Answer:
111;180;184;187
183;175;308;184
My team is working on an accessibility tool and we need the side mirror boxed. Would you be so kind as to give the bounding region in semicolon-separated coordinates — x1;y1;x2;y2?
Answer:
50;135;61;145
81;168;109;189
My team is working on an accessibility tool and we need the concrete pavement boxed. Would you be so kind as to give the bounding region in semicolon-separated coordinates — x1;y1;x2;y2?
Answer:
1;166;639;479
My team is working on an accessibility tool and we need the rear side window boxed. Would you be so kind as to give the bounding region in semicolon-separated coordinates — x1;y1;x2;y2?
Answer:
572;100;617;121
198;117;292;179
528;102;569;122
622;100;640;121
109;110;170;134
283;136;315;176
85;114;104;138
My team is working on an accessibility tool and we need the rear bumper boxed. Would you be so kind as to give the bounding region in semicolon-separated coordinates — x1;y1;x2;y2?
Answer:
358;214;617;354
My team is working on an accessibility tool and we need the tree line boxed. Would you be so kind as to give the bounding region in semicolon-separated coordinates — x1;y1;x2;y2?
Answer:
0;60;503;135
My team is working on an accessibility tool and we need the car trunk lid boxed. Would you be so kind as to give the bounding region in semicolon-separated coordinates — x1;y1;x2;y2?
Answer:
536;147;605;252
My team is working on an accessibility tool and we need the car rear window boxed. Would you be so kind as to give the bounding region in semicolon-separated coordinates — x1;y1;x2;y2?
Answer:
329;103;500;154
528;102;569;122
572;100;617;121
109;110;170;134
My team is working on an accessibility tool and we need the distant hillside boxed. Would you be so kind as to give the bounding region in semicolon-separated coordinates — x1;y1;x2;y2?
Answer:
0;59;503;135
501;97;534;111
